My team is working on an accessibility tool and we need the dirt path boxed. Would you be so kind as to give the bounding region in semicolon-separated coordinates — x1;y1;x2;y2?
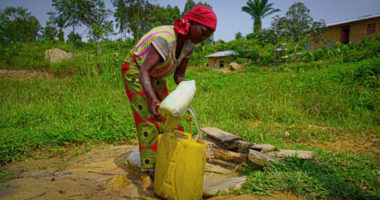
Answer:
0;69;53;80
0;144;302;200
0;145;141;199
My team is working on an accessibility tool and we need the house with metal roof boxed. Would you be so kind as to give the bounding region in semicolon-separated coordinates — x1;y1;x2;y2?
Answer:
308;13;380;50
205;50;236;68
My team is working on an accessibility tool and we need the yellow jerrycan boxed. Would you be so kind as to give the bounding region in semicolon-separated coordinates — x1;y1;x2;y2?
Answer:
154;130;208;200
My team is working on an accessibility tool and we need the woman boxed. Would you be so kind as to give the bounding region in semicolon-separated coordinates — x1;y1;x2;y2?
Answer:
121;5;217;171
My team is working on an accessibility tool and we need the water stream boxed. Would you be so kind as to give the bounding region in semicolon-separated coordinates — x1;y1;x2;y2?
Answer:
188;106;202;139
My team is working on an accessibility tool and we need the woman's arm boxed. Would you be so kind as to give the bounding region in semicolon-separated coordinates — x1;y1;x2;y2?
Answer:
174;58;189;85
139;46;163;121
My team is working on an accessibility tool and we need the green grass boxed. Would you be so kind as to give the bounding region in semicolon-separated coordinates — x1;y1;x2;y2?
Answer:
184;57;379;145
0;42;379;199
0;77;136;163
242;150;379;199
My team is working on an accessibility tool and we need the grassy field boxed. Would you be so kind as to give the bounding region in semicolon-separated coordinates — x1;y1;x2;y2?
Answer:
0;45;379;199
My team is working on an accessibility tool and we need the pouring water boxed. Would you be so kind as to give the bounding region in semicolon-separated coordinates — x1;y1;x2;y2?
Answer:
188;106;202;139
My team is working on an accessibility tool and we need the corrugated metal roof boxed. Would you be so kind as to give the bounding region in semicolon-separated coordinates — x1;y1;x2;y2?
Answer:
326;13;380;27
205;50;236;58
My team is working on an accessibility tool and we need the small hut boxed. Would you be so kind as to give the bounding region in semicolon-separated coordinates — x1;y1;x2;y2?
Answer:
205;50;236;68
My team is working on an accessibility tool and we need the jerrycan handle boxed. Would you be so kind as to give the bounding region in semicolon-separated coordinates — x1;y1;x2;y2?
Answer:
173;130;192;139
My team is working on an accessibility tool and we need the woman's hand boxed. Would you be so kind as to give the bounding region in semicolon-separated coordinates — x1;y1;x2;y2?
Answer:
150;99;164;122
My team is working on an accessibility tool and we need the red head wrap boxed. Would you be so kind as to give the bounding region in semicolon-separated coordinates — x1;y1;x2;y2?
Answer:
174;5;217;35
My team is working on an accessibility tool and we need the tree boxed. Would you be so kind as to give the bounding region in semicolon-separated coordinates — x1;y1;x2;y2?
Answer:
0;7;40;44
235;32;243;40
182;0;195;17
242;0;280;33
67;31;82;44
152;5;180;27
51;0;82;55
80;0;114;54
90;21;114;54
47;11;65;41
51;0;105;55
41;20;58;41
112;0;155;41
271;2;325;51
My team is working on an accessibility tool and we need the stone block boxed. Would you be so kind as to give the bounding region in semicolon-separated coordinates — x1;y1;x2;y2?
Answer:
247;149;275;168
202;127;241;143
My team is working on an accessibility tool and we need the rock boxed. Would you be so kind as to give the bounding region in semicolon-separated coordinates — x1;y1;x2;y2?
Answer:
265;149;315;160
229;62;244;71
206;194;259;200
201;127;241;143
208;147;247;164
114;150;140;179
104;175;132;190
250;144;278;153
139;195;160;200
204;136;223;149
45;48;73;63
207;159;242;171
140;172;153;190
205;163;235;174
247;149;275;168
203;174;247;197
125;149;141;168
226;140;253;153
285;131;290;137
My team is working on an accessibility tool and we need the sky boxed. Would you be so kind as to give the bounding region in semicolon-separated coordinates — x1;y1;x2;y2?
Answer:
1;0;380;42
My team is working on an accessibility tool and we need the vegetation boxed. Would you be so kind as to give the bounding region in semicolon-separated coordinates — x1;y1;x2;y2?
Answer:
243;153;379;199
0;7;40;44
271;2;325;51
0;0;379;199
242;0;280;33
49;0;111;55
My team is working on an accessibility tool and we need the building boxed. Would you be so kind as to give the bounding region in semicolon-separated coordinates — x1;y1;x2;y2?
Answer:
308;13;380;50
205;50;236;68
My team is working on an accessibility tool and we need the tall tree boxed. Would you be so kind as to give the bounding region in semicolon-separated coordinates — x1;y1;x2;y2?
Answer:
89;10;114;54
242;0;280;33
51;0;79;55
152;5;180;27
271;2;325;51
235;32;243;40
112;0;155;41
167;5;181;23
42;20;58;41
47;11;65;41
67;31;82;44
0;7;40;44
182;0;196;17
81;0;113;54
111;0;128;40
51;0;105;55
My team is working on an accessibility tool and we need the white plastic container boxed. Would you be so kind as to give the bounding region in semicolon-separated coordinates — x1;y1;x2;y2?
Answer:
158;80;196;133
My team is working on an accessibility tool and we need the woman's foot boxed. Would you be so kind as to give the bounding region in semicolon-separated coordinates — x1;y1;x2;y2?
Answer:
140;170;154;190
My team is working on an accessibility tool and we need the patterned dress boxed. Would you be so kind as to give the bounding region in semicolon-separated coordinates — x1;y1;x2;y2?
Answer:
121;25;194;170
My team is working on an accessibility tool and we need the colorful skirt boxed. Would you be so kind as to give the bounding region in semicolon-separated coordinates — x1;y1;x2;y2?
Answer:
121;53;183;170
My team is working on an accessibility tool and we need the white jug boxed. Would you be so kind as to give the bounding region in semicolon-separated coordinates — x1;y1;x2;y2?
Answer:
158;80;196;133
